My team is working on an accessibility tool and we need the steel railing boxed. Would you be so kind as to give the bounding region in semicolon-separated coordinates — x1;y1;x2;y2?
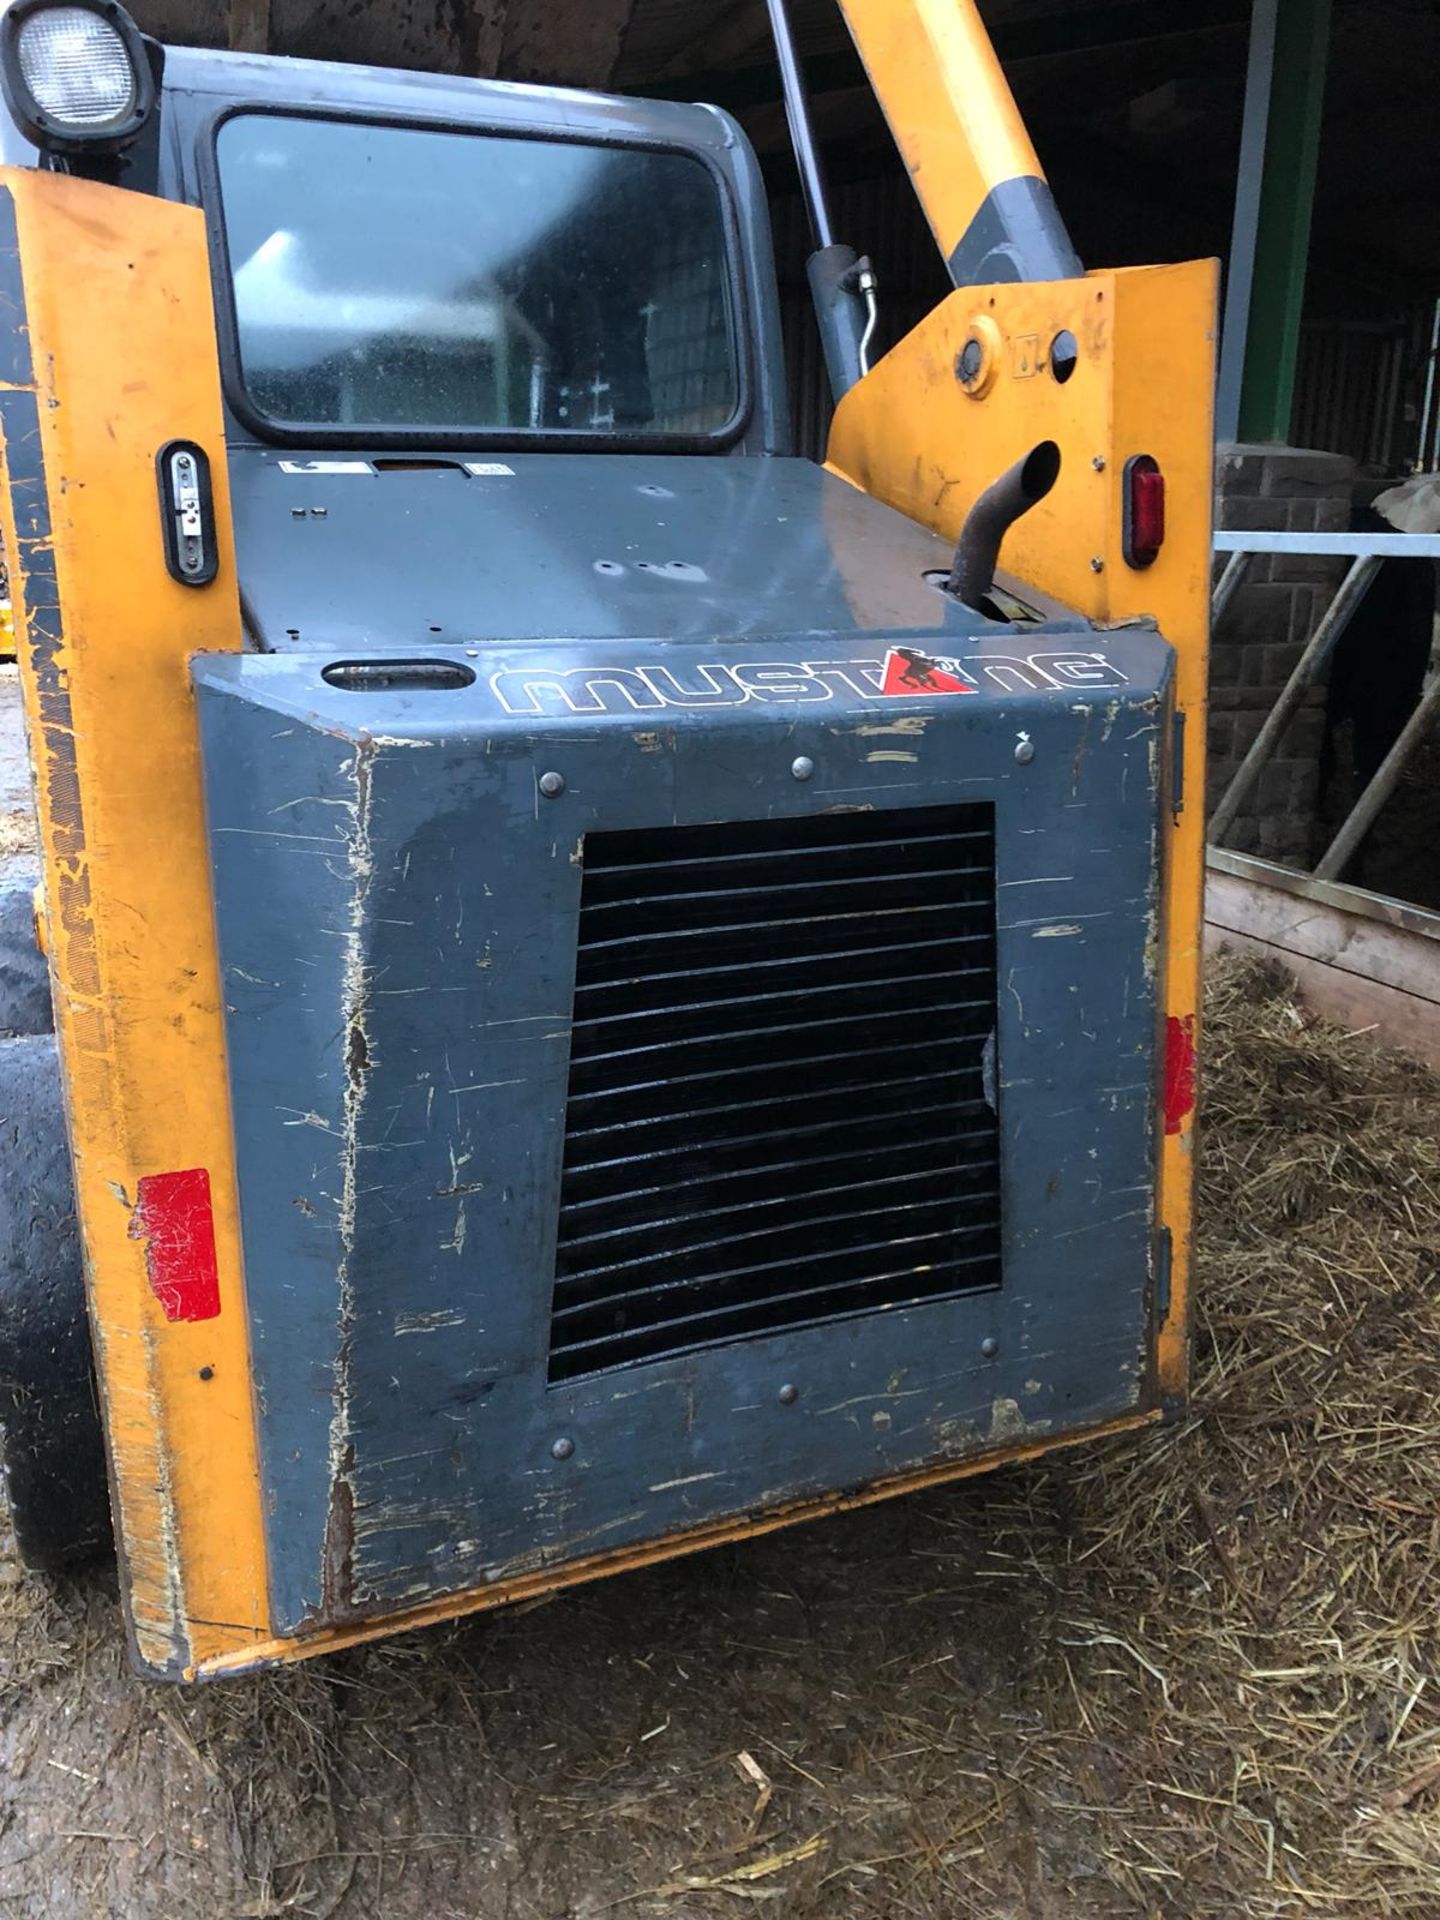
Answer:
1209;529;1440;882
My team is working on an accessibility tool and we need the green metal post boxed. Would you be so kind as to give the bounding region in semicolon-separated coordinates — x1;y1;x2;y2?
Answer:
1237;0;1332;442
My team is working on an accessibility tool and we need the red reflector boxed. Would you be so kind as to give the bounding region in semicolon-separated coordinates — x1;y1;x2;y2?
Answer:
1124;454;1165;568
1163;1013;1196;1135
129;1167;222;1322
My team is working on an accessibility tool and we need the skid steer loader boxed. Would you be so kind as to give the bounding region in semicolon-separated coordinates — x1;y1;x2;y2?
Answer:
0;0;1214;1679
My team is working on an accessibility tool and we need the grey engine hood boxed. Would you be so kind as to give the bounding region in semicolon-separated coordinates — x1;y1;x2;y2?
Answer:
228;451;1085;654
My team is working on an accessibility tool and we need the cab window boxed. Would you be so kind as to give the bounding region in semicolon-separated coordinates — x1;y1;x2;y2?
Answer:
215;113;741;439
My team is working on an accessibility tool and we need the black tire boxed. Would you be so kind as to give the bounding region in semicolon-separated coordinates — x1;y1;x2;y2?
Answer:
0;1032;111;1571
0;853;52;1038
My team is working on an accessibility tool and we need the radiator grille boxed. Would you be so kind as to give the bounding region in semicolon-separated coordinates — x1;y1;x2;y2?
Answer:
546;804;1002;1383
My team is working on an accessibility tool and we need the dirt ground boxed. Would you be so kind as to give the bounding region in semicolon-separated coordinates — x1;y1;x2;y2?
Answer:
2;955;1439;1920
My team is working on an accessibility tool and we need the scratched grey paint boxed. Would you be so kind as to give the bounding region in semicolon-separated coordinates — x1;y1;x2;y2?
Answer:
227;455;1076;655
196;624;1172;1636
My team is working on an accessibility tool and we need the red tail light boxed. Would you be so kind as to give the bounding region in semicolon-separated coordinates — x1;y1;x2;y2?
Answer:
1123;454;1165;568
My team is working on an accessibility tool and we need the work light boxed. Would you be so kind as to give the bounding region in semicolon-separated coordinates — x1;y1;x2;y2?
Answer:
0;0;154;155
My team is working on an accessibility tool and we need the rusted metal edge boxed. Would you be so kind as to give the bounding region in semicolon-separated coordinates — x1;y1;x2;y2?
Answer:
186;1406;1162;1681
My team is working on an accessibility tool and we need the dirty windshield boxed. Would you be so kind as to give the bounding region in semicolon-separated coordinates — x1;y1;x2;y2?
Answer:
215;114;740;437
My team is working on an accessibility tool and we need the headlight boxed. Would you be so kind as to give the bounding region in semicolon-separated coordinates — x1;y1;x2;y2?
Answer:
0;0;154;155
19;6;136;127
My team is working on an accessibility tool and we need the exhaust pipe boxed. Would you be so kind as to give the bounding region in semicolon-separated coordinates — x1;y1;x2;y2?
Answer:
948;440;1061;612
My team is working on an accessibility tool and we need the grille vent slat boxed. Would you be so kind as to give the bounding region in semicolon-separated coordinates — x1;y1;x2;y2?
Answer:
562;1099;992;1206
560;1120;1000;1226
564;1062;983;1148
573;994;995;1072
560;1151;1000;1255
547;803;1002;1383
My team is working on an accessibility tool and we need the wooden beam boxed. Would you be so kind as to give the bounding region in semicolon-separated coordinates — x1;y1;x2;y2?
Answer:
654;0;773;83
1205;849;1440;1068
640;0;1249;101
498;0;635;89
464;1;509;77
227;0;269;54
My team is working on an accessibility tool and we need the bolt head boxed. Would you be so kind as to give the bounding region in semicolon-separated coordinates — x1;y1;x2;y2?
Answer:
1014;738;1035;766
538;770;566;798
551;1436;575;1461
1090;556;1105;573
1092;455;1107;472
777;1383;799;1406
980;1337;999;1360
790;756;814;782
956;337;985;385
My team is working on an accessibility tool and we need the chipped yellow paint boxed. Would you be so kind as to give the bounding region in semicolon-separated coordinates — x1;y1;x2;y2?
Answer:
0;169;269;1671
827;258;1217;1408
853;715;931;738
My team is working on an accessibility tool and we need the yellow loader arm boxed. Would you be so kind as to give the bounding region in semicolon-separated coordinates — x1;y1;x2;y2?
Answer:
840;0;1080;285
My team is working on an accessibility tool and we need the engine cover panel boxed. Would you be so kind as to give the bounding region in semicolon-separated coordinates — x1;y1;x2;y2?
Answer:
195;626;1172;1635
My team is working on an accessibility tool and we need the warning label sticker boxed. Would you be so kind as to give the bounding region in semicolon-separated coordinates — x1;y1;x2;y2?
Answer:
878;647;977;697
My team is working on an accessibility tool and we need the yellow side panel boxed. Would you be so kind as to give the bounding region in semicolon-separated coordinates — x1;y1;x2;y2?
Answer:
828;260;1218;1400
0;169;269;1671
837;0;1049;263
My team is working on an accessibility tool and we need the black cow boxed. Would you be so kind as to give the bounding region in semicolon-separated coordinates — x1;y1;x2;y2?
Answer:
1319;502;1437;877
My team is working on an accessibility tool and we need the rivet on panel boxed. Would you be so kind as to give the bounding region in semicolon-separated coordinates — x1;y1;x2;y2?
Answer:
790;756;814;782
778;1383;799;1406
551;1436;575;1461
538;771;566;798
1014;735;1035;766
980;1337;1000;1360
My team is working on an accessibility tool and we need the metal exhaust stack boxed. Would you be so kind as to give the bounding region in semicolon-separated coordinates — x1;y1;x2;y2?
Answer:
948;440;1061;612
764;0;876;400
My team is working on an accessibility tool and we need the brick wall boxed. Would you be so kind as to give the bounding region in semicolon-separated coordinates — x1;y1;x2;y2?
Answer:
1209;443;1357;865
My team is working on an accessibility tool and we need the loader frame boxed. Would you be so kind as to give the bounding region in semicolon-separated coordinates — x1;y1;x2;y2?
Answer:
0;0;1212;1679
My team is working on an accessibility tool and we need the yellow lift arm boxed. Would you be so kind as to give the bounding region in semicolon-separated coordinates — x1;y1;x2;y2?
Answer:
841;0;1081;285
